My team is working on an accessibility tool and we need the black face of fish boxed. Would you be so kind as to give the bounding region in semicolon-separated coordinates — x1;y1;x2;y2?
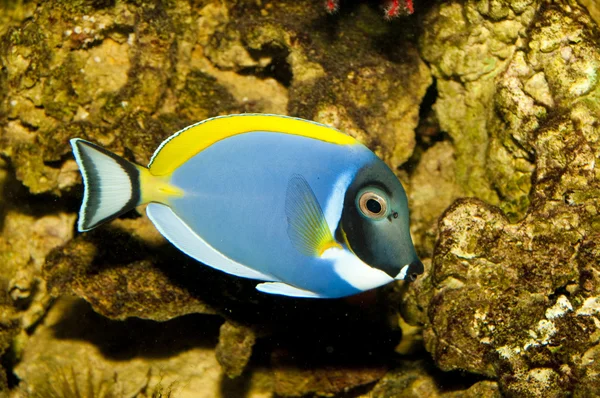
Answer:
339;162;423;281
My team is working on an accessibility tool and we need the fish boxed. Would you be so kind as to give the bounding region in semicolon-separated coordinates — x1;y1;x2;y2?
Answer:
70;114;424;298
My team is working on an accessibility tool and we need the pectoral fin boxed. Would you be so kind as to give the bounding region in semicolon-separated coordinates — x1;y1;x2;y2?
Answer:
285;174;341;257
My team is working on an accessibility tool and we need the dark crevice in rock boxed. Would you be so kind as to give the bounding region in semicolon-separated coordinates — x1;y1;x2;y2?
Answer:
50;298;223;361
433;369;491;394
242;46;293;88
547;284;573;302
1;349;18;389
0;158;77;225
399;78;449;175
90;0;116;10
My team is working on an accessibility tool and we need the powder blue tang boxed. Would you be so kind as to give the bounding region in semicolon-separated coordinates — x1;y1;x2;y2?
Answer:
70;114;424;298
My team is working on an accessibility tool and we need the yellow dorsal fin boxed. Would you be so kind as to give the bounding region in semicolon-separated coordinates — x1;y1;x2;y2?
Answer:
148;114;357;176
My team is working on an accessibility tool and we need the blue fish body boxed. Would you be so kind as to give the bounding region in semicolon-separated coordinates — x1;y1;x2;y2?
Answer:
70;114;424;298
169;132;375;297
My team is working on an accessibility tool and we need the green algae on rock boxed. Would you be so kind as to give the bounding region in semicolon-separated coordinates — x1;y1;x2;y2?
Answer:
411;1;600;396
420;0;540;221
1;0;252;195
1;0;430;197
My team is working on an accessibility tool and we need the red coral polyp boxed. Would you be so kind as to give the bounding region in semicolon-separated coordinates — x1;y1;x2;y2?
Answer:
385;0;414;18
326;0;339;13
325;0;414;18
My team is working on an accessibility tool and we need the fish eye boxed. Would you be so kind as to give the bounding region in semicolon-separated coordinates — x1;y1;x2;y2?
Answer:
357;189;388;220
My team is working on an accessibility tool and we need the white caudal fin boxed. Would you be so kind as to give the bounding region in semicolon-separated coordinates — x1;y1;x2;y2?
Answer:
70;139;142;232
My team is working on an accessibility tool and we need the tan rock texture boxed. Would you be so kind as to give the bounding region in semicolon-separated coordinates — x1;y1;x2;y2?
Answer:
13;297;273;398
409;0;600;396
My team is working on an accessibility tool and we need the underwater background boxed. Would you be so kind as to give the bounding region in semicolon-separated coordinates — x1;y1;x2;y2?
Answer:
1;0;600;396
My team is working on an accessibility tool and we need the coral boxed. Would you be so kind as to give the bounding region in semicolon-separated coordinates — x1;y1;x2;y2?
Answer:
1;0;431;196
0;1;35;38
370;360;501;397
0;206;75;328
326;0;414;18
579;0;600;26
43;224;217;321
27;365;123;398
420;0;541;220
14;297;269;397
0;157;73;390
1;0;432;394
215;321;256;378
271;348;387;397
27;363;177;398
409;1;600;396
409;141;463;255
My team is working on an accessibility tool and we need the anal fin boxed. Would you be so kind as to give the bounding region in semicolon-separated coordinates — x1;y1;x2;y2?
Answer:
256;282;327;298
146;203;276;281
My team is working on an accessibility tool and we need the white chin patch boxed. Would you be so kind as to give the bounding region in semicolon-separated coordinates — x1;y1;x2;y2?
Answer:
322;248;393;291
395;264;409;280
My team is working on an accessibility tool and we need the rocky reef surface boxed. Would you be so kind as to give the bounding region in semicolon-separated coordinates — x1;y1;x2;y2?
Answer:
0;0;599;396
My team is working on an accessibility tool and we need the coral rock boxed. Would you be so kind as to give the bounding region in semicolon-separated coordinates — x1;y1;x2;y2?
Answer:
216;321;257;378
415;1;600;395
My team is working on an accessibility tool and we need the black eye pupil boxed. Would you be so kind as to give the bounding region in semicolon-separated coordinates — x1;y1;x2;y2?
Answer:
366;199;382;214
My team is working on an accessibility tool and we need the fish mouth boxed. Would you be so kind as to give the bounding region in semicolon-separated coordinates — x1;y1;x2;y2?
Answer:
395;259;424;281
